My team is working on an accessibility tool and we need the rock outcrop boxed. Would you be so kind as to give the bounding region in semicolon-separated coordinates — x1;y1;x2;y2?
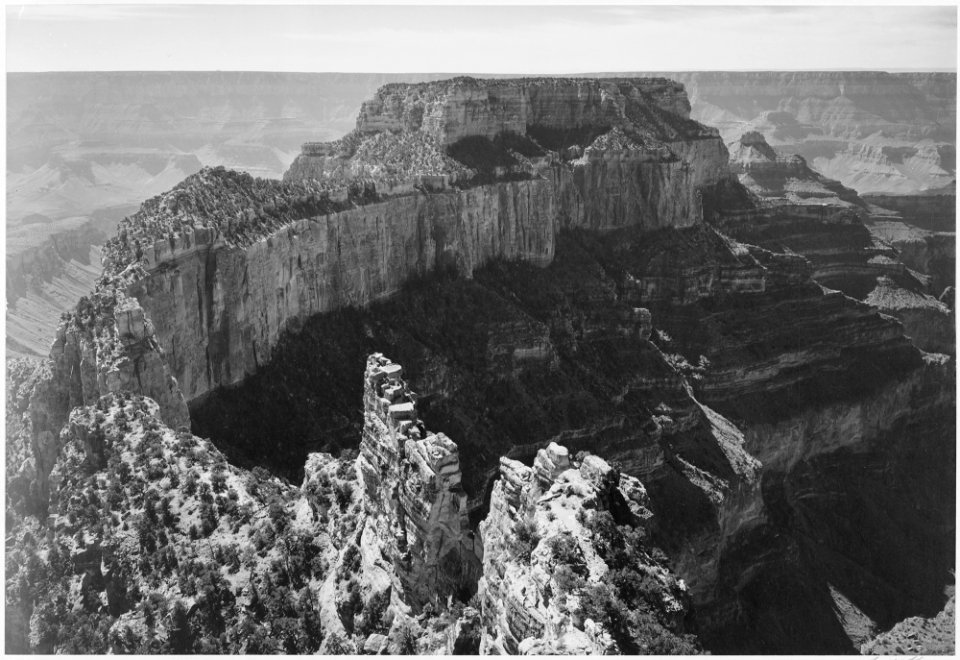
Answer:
478;443;697;654
26;288;189;507
356;354;480;610
66;77;730;405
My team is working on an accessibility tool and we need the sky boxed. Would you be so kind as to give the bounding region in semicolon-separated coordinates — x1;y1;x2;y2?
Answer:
3;3;958;73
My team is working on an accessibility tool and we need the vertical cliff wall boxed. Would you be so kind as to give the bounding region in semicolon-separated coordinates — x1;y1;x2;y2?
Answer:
356;354;480;609
109;77;729;405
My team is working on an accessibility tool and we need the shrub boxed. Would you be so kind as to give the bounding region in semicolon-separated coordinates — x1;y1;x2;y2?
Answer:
512;514;540;562
553;564;584;595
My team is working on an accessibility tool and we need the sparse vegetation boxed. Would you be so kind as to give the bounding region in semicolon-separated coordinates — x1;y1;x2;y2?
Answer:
4;394;355;654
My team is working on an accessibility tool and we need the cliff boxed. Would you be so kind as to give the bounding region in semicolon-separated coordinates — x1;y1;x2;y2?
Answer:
478;444;698;654
356;354;480;609
716;131;953;353
65;76;729;405
12;74;955;655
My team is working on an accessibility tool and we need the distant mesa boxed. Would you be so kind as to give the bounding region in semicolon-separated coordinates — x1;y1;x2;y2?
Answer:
285;76;721;193
728;130;866;211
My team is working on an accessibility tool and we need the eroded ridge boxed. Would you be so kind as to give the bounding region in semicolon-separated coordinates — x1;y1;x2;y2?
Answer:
357;354;481;610
478;442;697;654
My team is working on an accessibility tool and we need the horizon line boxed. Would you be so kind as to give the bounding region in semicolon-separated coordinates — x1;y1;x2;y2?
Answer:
7;68;959;74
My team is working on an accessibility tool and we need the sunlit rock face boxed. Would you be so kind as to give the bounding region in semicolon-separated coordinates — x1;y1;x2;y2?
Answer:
478;444;697;655
356;353;480;610
80;77;731;404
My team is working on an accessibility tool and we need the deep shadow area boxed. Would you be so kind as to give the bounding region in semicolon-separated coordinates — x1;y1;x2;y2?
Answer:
704;412;956;653
189;232;685;494
188;224;955;653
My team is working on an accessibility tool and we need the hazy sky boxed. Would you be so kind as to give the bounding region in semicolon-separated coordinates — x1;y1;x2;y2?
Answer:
5;3;957;73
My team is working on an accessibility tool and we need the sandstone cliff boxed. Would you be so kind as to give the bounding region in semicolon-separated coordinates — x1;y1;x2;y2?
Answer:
67;77;729;407
356;354;480;609
478;444;698;654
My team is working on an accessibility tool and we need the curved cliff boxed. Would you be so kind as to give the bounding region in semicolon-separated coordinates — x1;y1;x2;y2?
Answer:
97;77;729;405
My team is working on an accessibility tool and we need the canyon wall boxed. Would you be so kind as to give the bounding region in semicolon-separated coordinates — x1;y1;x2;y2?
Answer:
115;77;728;404
718;131;954;354
357;354;480;609
126;176;558;401
649;71;956;194
16;75;955;655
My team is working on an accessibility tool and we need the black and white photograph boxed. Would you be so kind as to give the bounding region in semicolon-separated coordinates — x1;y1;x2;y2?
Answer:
4;2;957;655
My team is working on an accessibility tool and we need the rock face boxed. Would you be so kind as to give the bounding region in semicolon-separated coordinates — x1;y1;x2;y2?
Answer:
26;289;189;506
728;131;865;211
716;131;953;353
356;354;480;610
128;172;559;401
478;444;696;655
352;77;695;146
83;77;730;404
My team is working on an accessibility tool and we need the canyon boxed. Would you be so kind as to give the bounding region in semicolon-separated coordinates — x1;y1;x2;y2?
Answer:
6;75;955;654
7;71;954;358
650;71;956;194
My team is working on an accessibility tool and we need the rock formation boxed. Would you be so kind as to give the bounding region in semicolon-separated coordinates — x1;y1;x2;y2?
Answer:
728;131;866;211
478;443;697;654
716;131;954;353
26;288;189;507
356;353;480;610
40;77;729;407
10;74;955;656
652;71;956;194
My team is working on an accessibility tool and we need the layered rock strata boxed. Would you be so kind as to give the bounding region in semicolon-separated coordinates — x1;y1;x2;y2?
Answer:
478;443;695;654
26;287;188;506
716;132;953;352
867;216;955;299
728;131;866;211
62;77;730;406
649;71;956;194
357;354;480;610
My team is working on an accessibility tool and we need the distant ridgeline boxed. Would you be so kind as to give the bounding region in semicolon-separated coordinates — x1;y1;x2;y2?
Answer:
78;76;731;409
